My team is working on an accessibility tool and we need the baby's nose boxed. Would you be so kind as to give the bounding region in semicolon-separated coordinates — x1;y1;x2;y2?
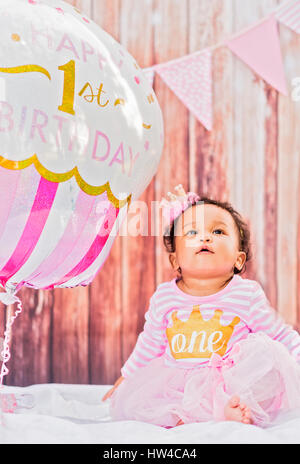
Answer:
199;234;212;242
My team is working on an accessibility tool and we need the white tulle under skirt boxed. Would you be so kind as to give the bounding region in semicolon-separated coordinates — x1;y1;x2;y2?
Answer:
110;333;300;428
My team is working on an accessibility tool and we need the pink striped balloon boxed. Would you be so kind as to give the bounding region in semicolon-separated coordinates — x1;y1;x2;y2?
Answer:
0;170;124;291
0;0;164;294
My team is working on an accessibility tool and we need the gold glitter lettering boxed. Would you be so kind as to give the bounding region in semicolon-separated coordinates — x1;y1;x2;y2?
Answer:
58;60;75;115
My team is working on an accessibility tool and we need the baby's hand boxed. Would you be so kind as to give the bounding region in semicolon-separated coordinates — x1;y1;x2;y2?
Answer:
102;375;125;401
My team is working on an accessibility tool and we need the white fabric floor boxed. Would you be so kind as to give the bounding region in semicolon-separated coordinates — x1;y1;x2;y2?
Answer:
0;383;300;444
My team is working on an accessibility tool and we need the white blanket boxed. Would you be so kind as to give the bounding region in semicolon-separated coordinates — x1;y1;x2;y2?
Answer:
0;384;300;444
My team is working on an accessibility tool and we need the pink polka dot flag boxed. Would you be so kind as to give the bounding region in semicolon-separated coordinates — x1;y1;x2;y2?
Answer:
155;50;212;131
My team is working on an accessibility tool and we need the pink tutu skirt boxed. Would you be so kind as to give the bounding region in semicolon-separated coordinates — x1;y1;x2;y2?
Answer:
110;333;300;427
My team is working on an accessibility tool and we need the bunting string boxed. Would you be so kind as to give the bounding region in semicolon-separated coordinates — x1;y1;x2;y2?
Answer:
143;0;300;131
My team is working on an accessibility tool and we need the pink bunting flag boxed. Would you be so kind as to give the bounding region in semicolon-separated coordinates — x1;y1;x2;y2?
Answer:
227;15;287;95
155;50;212;131
276;0;300;34
143;67;155;87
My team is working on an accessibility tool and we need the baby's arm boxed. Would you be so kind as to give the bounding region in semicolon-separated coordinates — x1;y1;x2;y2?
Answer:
248;281;300;362
102;293;167;401
102;375;124;401
120;294;168;378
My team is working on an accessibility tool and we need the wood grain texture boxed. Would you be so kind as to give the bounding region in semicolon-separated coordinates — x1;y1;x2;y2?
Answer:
232;0;278;288
87;0;122;385
153;0;189;287
2;0;300;385
4;288;52;385
277;23;300;325
189;0;234;201
117;0;156;367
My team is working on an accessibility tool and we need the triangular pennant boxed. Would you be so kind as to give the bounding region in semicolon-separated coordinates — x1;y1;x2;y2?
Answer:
155;50;212;130
227;15;287;95
276;0;300;34
143;67;155;87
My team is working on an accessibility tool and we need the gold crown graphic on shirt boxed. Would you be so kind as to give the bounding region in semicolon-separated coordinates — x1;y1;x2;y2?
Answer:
166;305;240;359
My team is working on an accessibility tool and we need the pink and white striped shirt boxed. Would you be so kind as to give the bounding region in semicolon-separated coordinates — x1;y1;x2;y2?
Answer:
121;274;300;378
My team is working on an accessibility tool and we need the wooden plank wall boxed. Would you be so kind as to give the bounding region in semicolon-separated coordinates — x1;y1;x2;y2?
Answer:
1;0;300;386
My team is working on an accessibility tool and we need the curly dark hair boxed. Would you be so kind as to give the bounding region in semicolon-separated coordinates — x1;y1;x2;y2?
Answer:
163;196;252;275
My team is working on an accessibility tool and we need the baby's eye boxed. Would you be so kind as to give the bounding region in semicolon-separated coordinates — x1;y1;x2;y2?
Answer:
213;229;224;235
185;229;198;236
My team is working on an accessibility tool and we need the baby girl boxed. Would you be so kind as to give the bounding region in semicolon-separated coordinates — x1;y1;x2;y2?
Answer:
102;185;300;428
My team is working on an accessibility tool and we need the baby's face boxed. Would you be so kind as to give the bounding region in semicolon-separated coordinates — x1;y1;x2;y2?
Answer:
171;204;246;278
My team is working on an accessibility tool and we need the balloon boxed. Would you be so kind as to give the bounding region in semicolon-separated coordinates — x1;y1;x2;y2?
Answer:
0;0;164;292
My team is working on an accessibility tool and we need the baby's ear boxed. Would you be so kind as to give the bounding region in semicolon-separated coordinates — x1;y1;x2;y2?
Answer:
169;253;179;272
235;251;247;271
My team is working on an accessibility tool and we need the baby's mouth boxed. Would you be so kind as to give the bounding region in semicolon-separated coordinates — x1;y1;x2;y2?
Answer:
196;246;214;254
